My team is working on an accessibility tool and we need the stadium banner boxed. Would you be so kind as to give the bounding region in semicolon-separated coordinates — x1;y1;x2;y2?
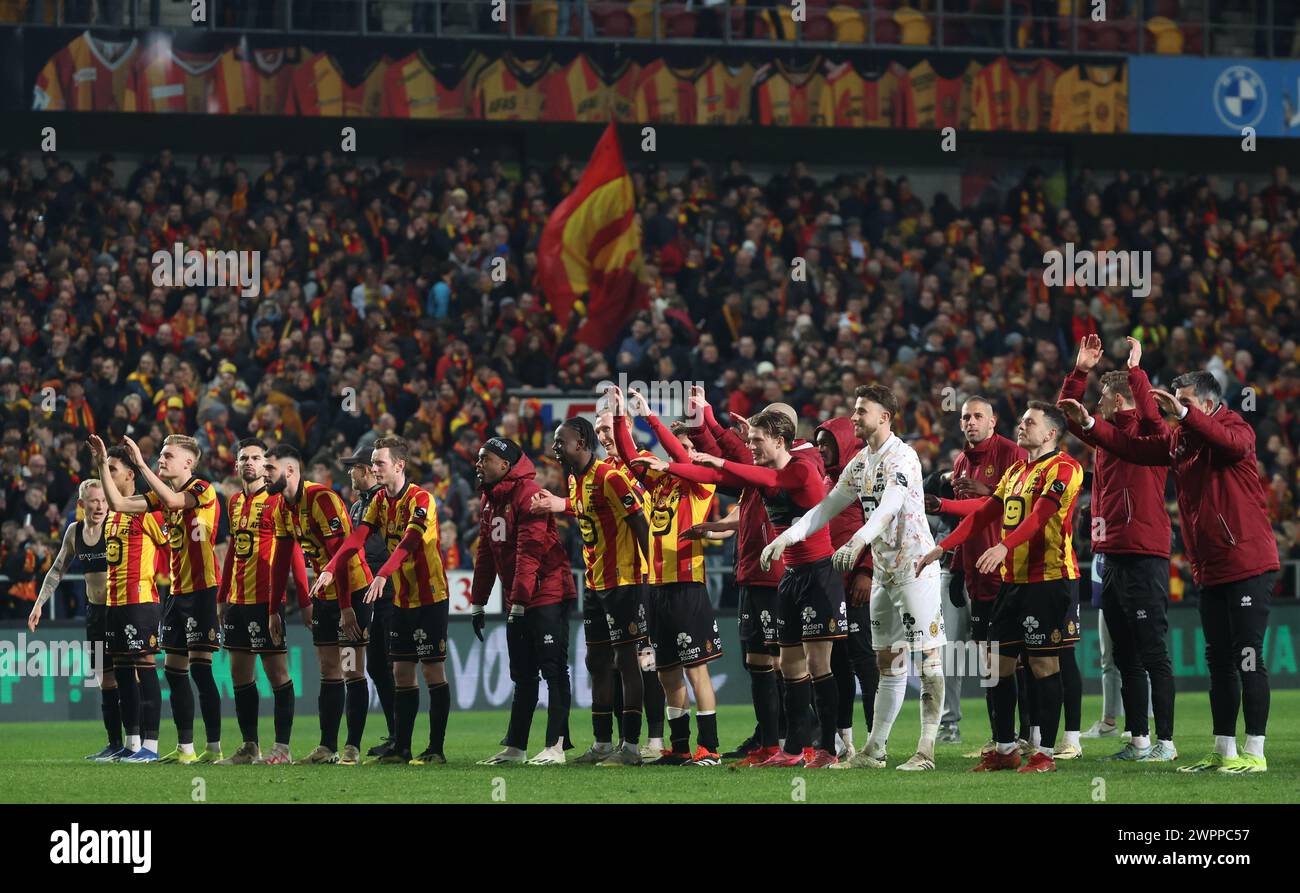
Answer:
2;606;1298;721
1128;56;1300;137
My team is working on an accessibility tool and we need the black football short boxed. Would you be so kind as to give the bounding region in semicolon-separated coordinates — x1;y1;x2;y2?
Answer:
649;583;724;670
737;585;780;655
776;558;848;647
989;578;1077;657
85;602;114;673
104;602;161;657
311;588;372;647
582;584;648;646
389;600;450;663
969;597;995;643
222;602;288;654
845;603;872;663
160;586;221;654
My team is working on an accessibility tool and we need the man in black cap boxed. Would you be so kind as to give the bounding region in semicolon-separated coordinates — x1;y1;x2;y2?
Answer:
342;446;397;758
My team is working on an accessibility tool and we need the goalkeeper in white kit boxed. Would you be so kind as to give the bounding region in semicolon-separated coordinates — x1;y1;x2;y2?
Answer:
762;385;946;771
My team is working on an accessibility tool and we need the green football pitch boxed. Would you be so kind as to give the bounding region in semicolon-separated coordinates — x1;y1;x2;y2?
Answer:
2;693;1297;804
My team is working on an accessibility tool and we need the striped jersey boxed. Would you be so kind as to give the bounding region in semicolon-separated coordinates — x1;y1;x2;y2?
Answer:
104;510;168;606
752;61;832;127
470;54;550;120
273;480;372;601
635;60;697;124
569;458;644;591
144;477;220;595
284;52;387;117
993;450;1083;583
694;61;752;126
361;482;449;609
605;59;641;122
33;33;139;111
824;62;906;128
971;57;1061;132
542;54;607;122
225;487;280;606
900;60;979;129
212;46;298;115
633;461;715;586
132;46;220;113
383;50;476;119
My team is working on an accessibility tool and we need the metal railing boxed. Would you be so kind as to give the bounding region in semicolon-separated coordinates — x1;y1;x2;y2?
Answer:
7;1;1299;60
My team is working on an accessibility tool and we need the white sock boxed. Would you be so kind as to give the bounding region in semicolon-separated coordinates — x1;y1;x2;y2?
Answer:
1029;726;1041;747
1215;735;1238;758
1132;735;1150;750
919;654;944;752
143;738;158;753
1244;735;1265;758
1063;730;1080;748
665;706;688;720
865;673;906;757
838;728;854;749
126;734;141;751
1158;739;1174;748
207;741;221;752
646;737;664;752
502;746;525;757
178;742;195;755
593;740;613;751
778;737;786;750
996;741;1017;755
1037;745;1054;757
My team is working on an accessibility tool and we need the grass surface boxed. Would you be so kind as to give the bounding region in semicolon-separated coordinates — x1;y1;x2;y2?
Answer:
1;693;1297;804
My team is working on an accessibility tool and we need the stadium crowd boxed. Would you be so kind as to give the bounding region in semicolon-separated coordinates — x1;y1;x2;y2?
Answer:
1;145;1298;618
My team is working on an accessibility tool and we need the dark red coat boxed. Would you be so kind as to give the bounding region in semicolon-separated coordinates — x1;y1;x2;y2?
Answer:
951;432;1026;601
1059;367;1171;558
814;416;872;586
1084;397;1279;588
471;453;576;609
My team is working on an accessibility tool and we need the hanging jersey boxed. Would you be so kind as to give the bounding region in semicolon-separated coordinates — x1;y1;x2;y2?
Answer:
634;59;697;124
824;61;905;128
542;54;607;122
972;57;1061;132
213;45;298;115
382;50;479;119
605;58;641;122
900;59;978;129
752;60;831;127
470;54;551;120
33;32;139;111
694;61;752;126
1051;64;1127;133
132;46;220;114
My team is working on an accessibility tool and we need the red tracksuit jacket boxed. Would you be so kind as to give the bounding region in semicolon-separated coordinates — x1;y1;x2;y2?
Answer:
1060;367;1171;558
1082;386;1279;588
471;453;576;609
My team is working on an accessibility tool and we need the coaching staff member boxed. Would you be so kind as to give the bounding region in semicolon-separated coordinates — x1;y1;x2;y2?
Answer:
1060;368;1280;774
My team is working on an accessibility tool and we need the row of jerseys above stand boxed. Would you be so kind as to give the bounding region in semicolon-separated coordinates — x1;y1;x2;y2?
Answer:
32;32;1128;132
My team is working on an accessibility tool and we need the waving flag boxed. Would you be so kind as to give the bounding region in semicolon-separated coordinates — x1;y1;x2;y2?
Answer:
536;122;648;349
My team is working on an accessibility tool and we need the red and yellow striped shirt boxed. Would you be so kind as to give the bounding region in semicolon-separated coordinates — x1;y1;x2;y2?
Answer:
641;469;714;586
273;481;371;601
144;477;220;595
993;450;1083;583
104;510;168;606
225;488;279;606
569;459;644;591
362;482;449;609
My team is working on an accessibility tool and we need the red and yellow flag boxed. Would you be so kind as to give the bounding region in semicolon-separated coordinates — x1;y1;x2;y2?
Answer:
536;122;648;349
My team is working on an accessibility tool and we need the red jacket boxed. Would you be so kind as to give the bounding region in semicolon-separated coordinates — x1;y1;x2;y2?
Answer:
1083;397;1279;588
950;433;1025;601
1059;367;1171;558
471;453;576;609
814;416;872;587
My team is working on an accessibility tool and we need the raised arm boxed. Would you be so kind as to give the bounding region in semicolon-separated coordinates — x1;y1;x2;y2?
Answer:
124;437;192;513
1128;365;1169;435
1081;416;1172;467
1178;402;1253;462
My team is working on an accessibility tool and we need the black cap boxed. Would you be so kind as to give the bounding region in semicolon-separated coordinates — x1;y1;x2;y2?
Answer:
340;446;373;467
481;437;522;466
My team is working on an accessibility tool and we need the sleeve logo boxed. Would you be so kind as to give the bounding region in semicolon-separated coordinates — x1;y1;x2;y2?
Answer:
413;506;427;521
1049;479;1066;495
328;517;343;532
894;472;908;487
621;494;636;509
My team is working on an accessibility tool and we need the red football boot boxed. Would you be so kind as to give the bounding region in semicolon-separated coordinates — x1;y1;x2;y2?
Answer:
1018;752;1058;773
970;748;1023;772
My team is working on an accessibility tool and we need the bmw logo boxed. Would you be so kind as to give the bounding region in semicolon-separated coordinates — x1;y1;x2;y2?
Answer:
1213;65;1267;130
